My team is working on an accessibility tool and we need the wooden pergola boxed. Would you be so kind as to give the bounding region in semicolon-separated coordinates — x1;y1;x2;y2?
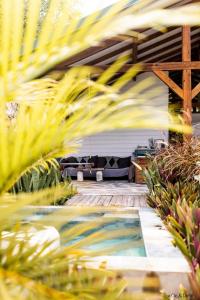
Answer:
53;0;200;138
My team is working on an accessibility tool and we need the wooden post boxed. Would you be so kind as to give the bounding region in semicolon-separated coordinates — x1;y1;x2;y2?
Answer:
182;26;192;129
132;37;137;81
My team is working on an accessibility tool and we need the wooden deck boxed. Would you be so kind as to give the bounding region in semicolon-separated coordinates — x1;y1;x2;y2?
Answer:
66;181;148;207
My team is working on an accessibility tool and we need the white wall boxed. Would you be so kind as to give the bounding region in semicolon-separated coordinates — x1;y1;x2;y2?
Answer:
74;72;169;157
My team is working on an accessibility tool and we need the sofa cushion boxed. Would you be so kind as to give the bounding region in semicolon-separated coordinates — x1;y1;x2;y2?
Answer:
61;156;78;164
118;156;131;169
97;157;107;168
103;168;129;177
97;157;118;169
104;156;120;169
78;156;98;167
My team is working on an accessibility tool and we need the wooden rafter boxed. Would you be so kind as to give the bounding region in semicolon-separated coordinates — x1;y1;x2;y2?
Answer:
153;70;183;99
137;27;197;55
95;62;200;72
138;32;200;61
192;82;200;99
140;39;200;63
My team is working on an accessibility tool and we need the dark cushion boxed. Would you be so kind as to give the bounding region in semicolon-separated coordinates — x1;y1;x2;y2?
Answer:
105;156;120;169
79;156;98;168
117;157;131;169
89;156;98;168
61;156;78;163
61;156;78;167
97;157;107;168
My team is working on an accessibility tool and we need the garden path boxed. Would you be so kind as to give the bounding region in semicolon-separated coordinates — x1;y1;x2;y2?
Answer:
65;181;148;207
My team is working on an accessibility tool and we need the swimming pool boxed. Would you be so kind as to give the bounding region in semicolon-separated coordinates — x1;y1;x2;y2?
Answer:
22;206;191;295
26;208;146;257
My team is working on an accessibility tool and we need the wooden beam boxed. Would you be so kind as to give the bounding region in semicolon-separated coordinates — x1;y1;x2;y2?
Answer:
92;62;200;73
182;26;192;128
183;69;192;126
192;82;200;99
182;25;191;62
138;29;199;57
132;39;138;81
160;45;199;62
140;39;200;63
138;34;200;62
153;70;183;99
132;41;137;64
86;43;132;65
55;39;121;68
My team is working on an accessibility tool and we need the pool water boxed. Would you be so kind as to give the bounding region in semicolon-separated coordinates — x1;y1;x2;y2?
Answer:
26;208;146;257
61;217;146;256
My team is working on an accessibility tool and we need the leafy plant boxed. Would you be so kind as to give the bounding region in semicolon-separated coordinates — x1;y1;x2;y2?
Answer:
10;161;62;193
144;158;200;217
154;138;200;183
144;143;200;299
167;203;200;300
9;161;76;204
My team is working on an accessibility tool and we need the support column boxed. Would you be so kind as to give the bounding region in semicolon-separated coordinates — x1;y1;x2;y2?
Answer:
182;26;192;128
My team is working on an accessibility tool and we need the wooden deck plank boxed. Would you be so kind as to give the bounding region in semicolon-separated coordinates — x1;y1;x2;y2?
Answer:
87;195;97;206
133;195;141;207
102;195;112;206
110;196;123;206
91;196;101;206
139;195;147;207
65;181;147;207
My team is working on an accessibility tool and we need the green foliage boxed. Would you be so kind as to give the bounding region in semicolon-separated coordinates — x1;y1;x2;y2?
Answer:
143;141;200;299
10;161;62;193
153;138;200;183
145;159;200;219
9;161;76;205
167;203;200;300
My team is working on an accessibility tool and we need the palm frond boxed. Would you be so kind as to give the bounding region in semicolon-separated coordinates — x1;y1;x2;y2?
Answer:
0;61;190;194
0;0;200;100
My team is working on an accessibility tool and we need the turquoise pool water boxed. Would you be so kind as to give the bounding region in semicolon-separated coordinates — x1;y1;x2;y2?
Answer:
26;208;146;257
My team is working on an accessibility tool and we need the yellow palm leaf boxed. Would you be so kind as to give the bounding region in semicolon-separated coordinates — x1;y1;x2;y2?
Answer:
0;62;189;194
0;0;199;100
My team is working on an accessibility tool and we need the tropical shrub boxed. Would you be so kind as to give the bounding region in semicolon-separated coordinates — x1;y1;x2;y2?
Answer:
9;161;76;204
147;180;200;220
144;141;200;299
153;138;200;183
10;161;62;193
144;158;200;216
168;203;200;300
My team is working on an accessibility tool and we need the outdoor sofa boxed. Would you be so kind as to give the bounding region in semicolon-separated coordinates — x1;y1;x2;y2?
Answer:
60;156;134;181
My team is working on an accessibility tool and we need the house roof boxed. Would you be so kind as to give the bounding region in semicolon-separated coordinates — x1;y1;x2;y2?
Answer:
54;0;199;72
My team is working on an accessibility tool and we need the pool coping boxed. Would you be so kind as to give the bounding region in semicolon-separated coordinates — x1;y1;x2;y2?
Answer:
83;207;191;273
27;205;191;274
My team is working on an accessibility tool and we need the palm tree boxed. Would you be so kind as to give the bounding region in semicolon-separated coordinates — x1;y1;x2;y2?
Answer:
0;0;200;299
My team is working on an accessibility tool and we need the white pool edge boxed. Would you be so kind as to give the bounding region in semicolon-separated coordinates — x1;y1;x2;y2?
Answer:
26;206;191;273
138;207;191;273
85;207;190;273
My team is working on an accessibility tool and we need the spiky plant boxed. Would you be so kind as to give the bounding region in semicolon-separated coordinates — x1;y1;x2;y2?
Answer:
153;138;200;183
0;0;200;299
168;203;200;300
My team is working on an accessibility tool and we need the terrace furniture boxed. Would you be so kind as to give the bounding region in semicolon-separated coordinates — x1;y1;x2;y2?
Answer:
77;167;104;182
60;162;94;170
60;162;94;181
60;156;134;181
133;157;150;184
